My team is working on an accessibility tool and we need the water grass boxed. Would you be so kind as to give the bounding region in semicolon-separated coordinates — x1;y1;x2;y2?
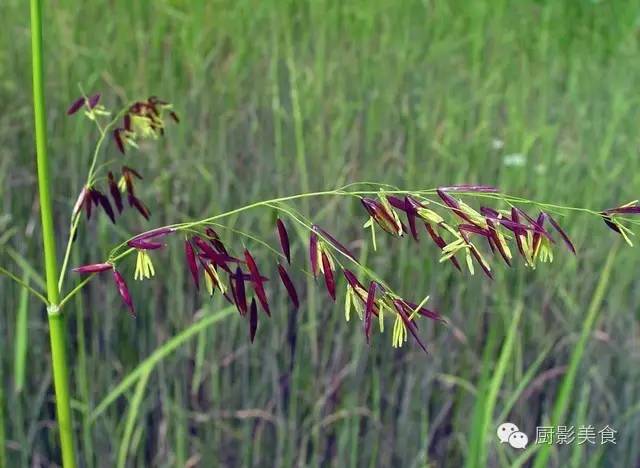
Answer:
2;0;640;465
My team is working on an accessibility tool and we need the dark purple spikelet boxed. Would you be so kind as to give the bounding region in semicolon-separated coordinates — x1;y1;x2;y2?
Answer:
343;269;365;292
601;204;640;239
113;128;125;154
127;239;163;250
312;225;357;261
436;189;460;209
205;228;229;255
249;298;258;343
364;281;376;343
604;205;640;215
531;213;546;254
458;231;493;279
128;194;151;220
393;300;420;331
437;189;476;224
123;114;132;132
458;224;491;238
244;249;270;316
601;215;622;234
184;240;199;290
169;111;180;123
193;235;218;257
229;278;240;314
480;206;500;218
72;262;112;274
112;269;135;316
361;197;402;235
87;93;100;109
93;189;116;224
515;208;552;240
233;266;248;315
276;218;291;264
546;213;576;254
108;172;123;213
321;252;336;301
510;208;527;257
278;264;299;309
82;188;93;220
193;236;241;272
386;196;406;211
360;198;380;217
122;166;143;182
309;231;319;277
205;227;220;240
470;244;494;279
486;221;512;267
402;300;443;322
66;96;86;115
233;272;268;282
404;196;421;241
132;227;175;242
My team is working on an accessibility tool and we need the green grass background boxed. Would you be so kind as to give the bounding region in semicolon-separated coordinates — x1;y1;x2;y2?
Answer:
1;0;640;466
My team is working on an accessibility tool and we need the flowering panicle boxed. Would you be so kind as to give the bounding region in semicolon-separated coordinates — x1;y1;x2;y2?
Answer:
112;97;179;155
73;165;152;226
341;269;438;352
361;186;579;276
73;187;116;223
64;94;640;354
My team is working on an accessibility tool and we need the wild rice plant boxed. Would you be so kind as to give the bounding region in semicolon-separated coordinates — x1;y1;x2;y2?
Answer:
3;1;640;466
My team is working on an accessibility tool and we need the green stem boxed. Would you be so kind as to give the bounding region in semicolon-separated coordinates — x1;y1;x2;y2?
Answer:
30;0;76;466
59;110;124;293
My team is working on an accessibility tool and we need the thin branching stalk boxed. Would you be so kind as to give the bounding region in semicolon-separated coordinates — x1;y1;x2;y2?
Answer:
30;0;76;465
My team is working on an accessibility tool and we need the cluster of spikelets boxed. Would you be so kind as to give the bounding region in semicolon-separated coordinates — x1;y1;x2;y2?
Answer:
67;93;640;353
67;94;178;223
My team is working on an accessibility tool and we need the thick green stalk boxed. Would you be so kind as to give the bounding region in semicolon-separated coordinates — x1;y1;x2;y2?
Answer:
30;0;76;466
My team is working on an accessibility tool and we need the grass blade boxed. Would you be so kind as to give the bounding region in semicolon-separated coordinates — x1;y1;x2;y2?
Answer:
90;306;233;422
533;244;618;467
13;273;30;393
482;302;523;466
116;367;152;468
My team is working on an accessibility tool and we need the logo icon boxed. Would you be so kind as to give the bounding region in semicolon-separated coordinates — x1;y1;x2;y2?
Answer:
497;422;528;449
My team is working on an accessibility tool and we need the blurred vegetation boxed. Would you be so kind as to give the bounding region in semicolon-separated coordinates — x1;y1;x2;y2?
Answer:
1;0;640;466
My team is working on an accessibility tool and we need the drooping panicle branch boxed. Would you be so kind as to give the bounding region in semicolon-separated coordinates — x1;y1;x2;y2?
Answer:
61;93;640;353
